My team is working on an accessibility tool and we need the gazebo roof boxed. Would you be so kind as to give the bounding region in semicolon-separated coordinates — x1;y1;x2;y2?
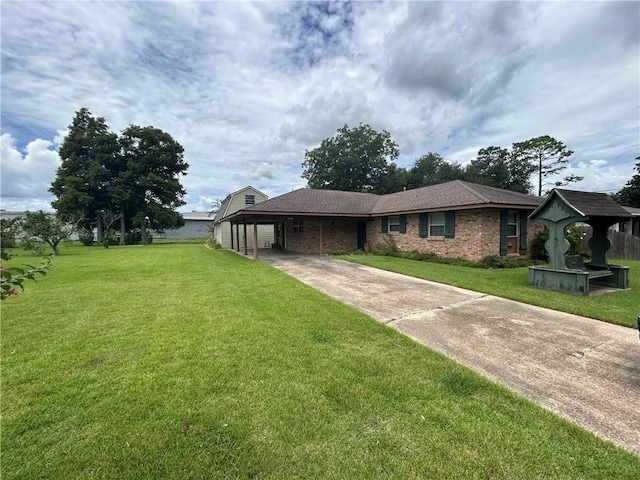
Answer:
529;188;632;224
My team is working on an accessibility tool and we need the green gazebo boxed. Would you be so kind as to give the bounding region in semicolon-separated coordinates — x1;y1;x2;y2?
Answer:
528;189;631;296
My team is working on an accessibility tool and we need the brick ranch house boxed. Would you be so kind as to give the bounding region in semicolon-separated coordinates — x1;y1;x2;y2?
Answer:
223;180;544;261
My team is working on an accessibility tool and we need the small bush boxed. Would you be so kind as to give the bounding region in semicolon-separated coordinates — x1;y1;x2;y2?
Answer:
533;225;586;260
206;237;222;249
1;248;13;260
78;229;95;246
481;255;514;269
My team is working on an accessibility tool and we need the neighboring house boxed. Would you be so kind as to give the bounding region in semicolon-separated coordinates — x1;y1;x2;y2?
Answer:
224;180;544;261
155;212;215;239
615;207;640;237
213;186;274;248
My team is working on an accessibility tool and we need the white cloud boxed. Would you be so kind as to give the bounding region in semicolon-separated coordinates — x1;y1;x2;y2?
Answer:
1;1;638;212
0;133;60;211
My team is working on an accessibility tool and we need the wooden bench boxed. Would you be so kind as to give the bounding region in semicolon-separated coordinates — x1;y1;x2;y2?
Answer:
565;255;613;279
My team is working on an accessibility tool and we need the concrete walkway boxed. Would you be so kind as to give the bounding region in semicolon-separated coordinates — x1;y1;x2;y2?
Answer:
253;250;640;455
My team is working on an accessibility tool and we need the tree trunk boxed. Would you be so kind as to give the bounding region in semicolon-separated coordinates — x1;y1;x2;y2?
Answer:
52;242;60;256
120;214;126;245
96;213;103;242
141;222;148;245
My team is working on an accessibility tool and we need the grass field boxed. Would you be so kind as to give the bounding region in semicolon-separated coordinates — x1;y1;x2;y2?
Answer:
2;244;639;479
337;254;640;328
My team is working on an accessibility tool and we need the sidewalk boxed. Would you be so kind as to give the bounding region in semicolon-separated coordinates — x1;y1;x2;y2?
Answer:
255;250;640;455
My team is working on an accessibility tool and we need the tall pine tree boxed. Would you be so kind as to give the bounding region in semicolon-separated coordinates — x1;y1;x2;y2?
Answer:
50;108;118;240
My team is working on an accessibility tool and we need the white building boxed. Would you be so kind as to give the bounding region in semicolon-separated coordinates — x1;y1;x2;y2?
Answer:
213;186;274;248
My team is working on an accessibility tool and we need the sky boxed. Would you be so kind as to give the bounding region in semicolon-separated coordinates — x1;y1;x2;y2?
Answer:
1;0;639;213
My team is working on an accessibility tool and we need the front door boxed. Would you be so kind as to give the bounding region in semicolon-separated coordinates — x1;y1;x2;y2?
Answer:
357;221;367;250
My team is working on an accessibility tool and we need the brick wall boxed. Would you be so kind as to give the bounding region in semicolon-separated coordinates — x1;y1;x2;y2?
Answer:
366;209;544;261
283;211;544;260
286;218;358;254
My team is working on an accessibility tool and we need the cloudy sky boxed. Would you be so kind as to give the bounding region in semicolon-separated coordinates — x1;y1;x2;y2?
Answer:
2;1;638;212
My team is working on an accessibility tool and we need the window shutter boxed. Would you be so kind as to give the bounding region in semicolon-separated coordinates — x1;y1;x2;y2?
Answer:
444;211;455;238
399;215;407;233
419;214;427;238
519;210;528;255
381;217;388;233
500;209;509;256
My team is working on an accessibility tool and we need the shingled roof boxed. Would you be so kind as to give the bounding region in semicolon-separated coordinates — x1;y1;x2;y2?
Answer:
372;180;541;214
530;188;632;222
240;188;379;216
224;180;541;221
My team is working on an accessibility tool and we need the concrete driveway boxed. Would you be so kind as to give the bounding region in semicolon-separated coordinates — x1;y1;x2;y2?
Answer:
255;250;640;455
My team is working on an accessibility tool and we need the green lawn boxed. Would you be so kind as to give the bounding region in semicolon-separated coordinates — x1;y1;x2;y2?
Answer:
2;245;639;479
337;254;640;328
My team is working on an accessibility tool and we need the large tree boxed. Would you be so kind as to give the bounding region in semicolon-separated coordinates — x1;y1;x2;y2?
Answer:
302;124;400;193
50;108;119;239
117;125;188;244
511;135;580;196
613;157;640;207
466;146;536;194
407;152;466;189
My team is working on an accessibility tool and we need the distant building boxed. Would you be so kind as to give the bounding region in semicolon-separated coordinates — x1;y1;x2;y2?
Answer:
155;211;216;239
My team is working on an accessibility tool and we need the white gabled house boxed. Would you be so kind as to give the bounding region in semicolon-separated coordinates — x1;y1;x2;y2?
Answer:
213;186;274;248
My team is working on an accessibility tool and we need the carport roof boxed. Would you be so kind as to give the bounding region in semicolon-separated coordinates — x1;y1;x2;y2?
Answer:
223;180;542;221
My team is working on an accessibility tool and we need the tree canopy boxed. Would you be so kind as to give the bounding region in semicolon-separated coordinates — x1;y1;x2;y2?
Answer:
50;108;188;244
21;211;71;256
511;135;580;196
301;125;583;197
613;157;640;208
302;124;400;193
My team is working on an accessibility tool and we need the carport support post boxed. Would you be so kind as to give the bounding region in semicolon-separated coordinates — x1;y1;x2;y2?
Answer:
253;221;259;259
235;223;240;252
319;221;323;255
243;222;248;255
230;222;234;249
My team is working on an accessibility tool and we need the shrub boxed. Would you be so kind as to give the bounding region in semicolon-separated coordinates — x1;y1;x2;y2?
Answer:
532;225;586;260
1;248;13;261
206;237;222;249
78;229;95;246
481;255;514;269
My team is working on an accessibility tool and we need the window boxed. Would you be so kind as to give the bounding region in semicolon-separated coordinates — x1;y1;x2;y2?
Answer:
507;211;518;237
293;221;303;233
245;194;255;205
389;215;400;232
429;212;445;237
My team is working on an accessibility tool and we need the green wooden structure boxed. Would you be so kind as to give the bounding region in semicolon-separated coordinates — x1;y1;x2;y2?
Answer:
528;189;632;296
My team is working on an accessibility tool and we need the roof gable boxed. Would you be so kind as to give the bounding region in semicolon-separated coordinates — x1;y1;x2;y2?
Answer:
213;185;268;222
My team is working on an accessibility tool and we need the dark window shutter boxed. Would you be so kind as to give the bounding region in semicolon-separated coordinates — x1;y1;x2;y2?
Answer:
500;209;509;256
399;215;407;233
419;213;427;238
444;211;455;238
519;210;528;255
381;217;388;233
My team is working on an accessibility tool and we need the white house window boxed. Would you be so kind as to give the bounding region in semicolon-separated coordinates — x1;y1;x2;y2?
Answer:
429;212;445;237
293;221;303;233
507;211;518;237
245;194;255;205
389;215;400;232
